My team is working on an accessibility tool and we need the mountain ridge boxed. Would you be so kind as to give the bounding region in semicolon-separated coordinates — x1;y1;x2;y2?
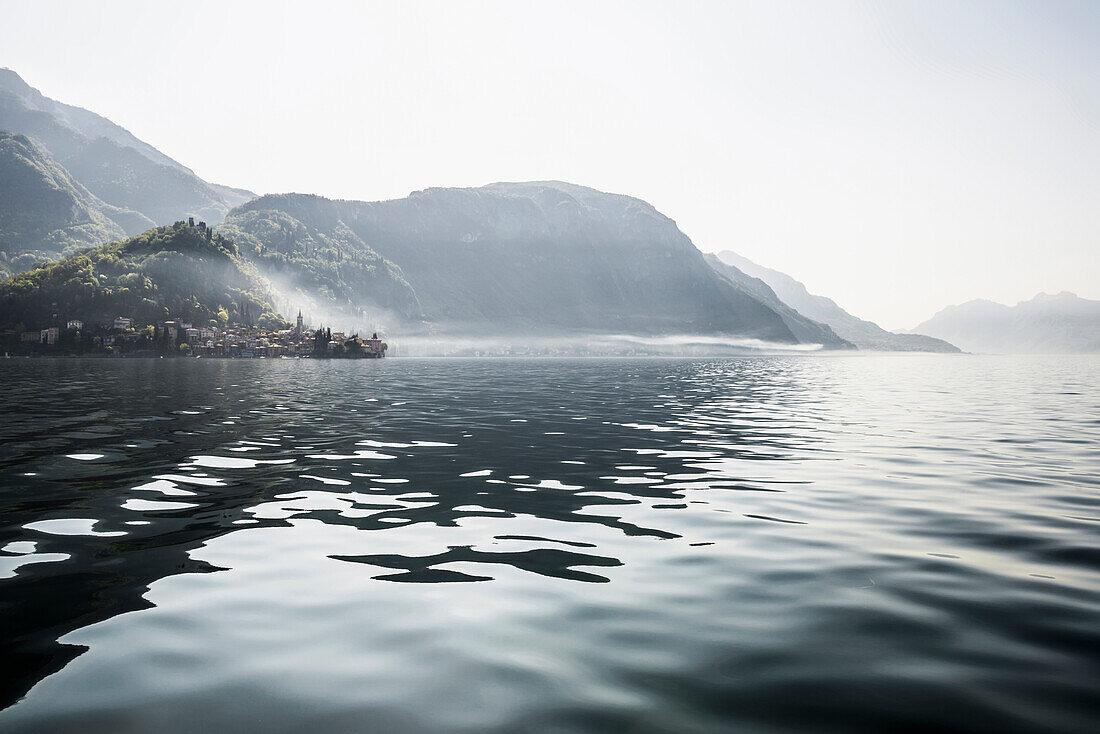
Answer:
221;183;852;345
714;250;959;352
0;131;134;277
0;69;254;232
912;292;1100;353
0;68;190;173
703;253;853;348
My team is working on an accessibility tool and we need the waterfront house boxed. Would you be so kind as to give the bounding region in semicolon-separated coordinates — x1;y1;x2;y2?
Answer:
364;333;386;356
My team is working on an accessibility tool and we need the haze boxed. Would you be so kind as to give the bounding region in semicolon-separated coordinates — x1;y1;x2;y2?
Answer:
2;0;1096;329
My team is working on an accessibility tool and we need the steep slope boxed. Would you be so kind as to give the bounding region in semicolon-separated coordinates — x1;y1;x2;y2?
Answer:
912;292;1100;354
0;222;286;332
703;253;852;348
0;68;254;231
0;68;187;171
224;182;847;345
715;250;960;352
0;132;131;277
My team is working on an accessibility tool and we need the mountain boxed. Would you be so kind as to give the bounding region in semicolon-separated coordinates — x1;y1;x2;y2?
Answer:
0;222;286;332
703;253;852;348
714;250;960;352
912;292;1100;354
0;131;131;277
0;68;254;233
216;195;423;327
220;182;852;346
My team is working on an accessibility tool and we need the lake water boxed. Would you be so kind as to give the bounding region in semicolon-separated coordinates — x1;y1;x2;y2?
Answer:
0;355;1098;733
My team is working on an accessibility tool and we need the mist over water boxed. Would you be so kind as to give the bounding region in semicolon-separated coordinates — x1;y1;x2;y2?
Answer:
391;334;826;357
1;356;1098;733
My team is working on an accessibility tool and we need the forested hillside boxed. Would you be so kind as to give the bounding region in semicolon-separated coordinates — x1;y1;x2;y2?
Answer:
218;198;423;325
0;222;286;332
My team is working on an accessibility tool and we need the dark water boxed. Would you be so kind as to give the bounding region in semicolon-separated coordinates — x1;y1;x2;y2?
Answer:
1;356;1098;733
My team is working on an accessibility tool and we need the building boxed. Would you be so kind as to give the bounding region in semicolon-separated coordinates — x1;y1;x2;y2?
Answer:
364;333;386;356
113;317;132;330
296;310;304;333
40;327;59;345
66;319;83;331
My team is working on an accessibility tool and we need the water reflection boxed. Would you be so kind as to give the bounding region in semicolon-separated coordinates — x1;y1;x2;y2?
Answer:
1;356;1098;732
333;545;623;583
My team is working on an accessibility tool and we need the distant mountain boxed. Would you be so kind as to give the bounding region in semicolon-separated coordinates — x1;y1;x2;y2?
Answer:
0;222;286;332
0;68;254;232
912;292;1100;354
0;131;132;277
714;250;959;352
703;253;852;347
221;182;852;346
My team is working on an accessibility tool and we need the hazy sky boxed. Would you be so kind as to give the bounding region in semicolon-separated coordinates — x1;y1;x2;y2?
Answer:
2;0;1097;328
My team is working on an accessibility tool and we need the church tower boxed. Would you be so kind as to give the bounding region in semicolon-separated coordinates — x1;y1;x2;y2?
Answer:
296;310;303;333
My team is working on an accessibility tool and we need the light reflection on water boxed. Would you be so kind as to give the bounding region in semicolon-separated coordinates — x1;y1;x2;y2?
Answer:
0;356;1098;733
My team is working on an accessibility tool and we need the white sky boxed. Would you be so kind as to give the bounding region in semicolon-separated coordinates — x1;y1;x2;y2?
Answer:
2;0;1097;329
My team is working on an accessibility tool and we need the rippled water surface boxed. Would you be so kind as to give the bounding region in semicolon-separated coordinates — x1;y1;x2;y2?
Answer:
1;356;1098;733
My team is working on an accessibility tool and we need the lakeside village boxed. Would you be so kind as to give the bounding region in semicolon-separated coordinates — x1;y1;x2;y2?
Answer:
1;311;387;358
